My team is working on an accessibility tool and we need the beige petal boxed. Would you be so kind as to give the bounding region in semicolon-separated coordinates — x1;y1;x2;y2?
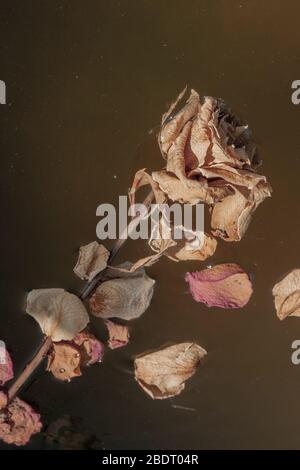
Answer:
173;233;217;261
47;343;81;381
159;89;200;155
104;320;130;349
272;270;300;320
129;168;166;207
211;182;271;241
152;170;229;205
166;121;193;181
196;164;267;189
161;86;187;127
26;288;89;342
89;267;155;320
135;342;207;399
73;241;109;282
148;214;177;258
190;96;217;167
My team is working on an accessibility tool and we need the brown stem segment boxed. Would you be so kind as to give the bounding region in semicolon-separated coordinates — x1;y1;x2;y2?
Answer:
79;189;154;300
6;190;154;402
7;336;52;402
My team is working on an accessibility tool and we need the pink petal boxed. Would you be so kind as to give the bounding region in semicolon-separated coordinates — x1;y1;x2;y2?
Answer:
74;331;104;365
0;342;14;385
185;263;253;309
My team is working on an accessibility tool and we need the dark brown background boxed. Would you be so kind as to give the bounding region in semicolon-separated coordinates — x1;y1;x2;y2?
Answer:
0;0;300;450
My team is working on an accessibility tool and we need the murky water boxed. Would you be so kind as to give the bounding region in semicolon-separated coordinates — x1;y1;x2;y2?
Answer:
1;0;300;449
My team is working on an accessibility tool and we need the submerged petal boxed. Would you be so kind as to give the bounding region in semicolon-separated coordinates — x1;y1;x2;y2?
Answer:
135;342;207;399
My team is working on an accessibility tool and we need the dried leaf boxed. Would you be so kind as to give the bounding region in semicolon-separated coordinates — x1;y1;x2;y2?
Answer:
73;241;109;281
89;266;155;320
104;320;130;349
73;331;104;365
0;397;42;446
47;342;81;381
26;288;89;342
0;342;13;385
272;269;300;320
135;342;207;399
185;263;253;308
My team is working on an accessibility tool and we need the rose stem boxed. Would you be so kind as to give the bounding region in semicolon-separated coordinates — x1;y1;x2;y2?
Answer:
7;336;52;402
6;190;154;402
79;189;154;300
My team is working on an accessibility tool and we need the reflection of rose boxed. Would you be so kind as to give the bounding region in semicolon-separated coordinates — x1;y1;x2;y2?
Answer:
153;88;271;241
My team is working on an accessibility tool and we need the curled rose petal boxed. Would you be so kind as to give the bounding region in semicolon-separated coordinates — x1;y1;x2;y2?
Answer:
0;397;42;446
159;88;199;156
26;288;89;342
185;263;253;308
74;331;104;365
129;168;166;207
272;269;300;320
89;266;155;320
73;241;109;281
211;183;271;241
135;342;207;399
0;342;13;385
104;320;130;349
152;170;229;205
166;120;193;182
172;233;217;261
47;343;81;382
